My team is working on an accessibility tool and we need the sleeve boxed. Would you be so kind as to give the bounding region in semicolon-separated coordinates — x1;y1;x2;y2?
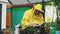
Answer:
21;10;31;29
39;14;44;25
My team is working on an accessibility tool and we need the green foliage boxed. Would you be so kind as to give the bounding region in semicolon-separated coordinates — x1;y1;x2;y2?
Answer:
54;0;60;10
45;22;60;30
54;0;60;5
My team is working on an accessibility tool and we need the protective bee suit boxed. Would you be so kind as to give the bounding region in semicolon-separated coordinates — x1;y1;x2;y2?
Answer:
21;4;44;30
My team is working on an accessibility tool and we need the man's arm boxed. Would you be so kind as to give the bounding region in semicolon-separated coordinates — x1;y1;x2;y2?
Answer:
21;10;31;29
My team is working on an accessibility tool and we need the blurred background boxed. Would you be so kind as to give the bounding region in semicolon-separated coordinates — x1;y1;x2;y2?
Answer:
0;0;60;34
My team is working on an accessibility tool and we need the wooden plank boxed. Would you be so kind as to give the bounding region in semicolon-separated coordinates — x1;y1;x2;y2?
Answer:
6;12;12;28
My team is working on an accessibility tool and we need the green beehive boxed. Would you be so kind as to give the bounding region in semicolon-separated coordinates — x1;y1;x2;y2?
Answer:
50;27;56;34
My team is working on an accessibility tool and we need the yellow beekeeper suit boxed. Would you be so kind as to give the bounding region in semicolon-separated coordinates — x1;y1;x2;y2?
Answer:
21;4;44;29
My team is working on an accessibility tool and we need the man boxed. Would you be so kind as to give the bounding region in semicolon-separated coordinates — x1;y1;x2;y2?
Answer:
21;4;46;34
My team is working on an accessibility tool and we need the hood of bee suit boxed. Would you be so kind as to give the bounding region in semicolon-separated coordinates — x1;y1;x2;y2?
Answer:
34;4;44;12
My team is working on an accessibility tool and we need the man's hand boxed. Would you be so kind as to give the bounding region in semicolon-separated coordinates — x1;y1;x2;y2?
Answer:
30;23;36;27
30;23;45;27
30;23;40;27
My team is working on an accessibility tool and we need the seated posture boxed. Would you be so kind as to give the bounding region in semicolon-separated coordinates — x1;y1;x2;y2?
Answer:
21;4;46;34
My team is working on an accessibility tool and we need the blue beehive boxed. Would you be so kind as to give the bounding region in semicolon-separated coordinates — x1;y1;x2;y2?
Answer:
56;31;60;34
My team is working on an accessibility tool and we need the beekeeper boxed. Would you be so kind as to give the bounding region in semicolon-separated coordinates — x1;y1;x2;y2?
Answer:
21;4;44;30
